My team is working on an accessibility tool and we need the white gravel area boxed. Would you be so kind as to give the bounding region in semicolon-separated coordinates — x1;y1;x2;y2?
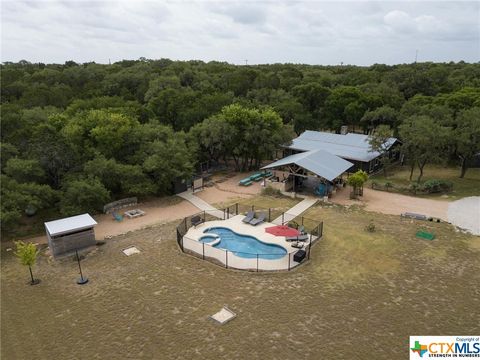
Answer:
448;196;480;235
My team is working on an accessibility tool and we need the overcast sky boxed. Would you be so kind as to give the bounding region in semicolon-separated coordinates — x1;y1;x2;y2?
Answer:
1;0;479;65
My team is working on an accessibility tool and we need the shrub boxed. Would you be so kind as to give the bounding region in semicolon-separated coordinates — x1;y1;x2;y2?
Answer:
365;221;376;232
384;182;393;191
261;186;283;197
422;179;453;194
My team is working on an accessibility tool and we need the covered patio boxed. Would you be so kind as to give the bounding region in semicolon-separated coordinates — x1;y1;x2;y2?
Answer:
261;149;354;197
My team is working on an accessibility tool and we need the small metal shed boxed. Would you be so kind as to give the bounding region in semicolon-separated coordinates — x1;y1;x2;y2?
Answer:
44;214;97;258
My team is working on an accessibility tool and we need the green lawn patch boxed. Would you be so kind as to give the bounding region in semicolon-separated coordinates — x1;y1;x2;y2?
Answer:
369;165;480;200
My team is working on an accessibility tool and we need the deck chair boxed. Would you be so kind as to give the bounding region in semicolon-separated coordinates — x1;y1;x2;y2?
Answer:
286;234;309;242
296;234;309;242
191;215;203;227
112;211;123;222
242;211;255;223
250;212;266;226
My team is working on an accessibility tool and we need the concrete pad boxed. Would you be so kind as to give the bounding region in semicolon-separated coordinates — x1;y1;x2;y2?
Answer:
210;306;236;324
448;196;480;235
122;246;141;256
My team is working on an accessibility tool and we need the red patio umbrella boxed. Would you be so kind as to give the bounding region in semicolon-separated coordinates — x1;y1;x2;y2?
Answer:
265;225;300;237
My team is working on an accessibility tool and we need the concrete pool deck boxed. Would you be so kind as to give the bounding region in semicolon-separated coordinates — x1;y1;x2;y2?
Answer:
182;215;313;271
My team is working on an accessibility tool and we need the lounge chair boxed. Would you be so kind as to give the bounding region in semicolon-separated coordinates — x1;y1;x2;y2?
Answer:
296;234;309;241
250;212;266;226
191;215;203;227
112;211;123;222
242;211;255;224
286;234;309;242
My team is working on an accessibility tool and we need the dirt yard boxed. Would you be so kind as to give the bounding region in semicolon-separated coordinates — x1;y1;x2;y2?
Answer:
21;173;262;247
2;201;479;360
331;186;449;220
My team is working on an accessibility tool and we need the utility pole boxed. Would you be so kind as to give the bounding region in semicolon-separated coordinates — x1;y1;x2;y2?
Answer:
414;49;418;63
245;59;248;66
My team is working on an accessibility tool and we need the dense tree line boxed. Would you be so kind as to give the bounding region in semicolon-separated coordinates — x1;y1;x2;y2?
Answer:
1;59;479;232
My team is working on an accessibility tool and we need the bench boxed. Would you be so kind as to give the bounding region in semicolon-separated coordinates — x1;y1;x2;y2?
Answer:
249;173;263;181
401;212;427;221
239;178;252;186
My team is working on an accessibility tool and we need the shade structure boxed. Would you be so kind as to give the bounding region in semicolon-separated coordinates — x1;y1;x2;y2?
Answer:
261;149;353;182
265;225;300;237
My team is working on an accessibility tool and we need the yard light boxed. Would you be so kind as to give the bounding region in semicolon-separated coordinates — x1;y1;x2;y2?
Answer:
75;250;89;285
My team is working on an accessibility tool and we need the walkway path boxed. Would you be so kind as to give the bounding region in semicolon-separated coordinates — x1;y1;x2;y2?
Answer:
272;197;318;225
177;191;225;218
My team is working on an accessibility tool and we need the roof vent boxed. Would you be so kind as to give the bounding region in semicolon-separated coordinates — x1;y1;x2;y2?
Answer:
340;126;348;135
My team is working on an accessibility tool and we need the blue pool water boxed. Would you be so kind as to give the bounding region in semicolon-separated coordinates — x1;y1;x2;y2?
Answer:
200;227;287;259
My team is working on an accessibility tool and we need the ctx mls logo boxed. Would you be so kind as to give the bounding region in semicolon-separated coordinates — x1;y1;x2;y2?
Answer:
410;336;480;359
411;340;428;357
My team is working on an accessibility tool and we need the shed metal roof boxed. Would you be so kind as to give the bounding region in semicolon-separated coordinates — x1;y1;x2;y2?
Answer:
261;149;353;182
45;213;97;236
288;130;397;162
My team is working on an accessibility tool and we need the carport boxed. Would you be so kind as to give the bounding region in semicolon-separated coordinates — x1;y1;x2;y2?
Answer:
261;149;354;196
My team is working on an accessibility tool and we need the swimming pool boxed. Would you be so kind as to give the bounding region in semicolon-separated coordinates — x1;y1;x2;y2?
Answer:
200;227;287;259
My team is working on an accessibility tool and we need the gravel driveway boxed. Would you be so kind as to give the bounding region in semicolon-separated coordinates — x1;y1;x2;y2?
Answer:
448;196;480;235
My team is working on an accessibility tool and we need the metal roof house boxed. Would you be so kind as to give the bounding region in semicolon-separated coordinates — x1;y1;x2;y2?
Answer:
45;214;97;258
285;130;399;174
261;130;399;196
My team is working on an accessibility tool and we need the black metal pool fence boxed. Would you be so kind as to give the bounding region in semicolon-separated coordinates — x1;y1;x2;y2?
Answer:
175;203;323;271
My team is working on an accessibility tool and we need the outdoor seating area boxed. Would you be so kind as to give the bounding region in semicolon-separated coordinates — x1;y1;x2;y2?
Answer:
239;171;273;186
242;211;266;226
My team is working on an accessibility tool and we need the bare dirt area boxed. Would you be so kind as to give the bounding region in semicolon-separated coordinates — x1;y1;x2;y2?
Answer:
20;175;262;247
2;203;479;360
331;186;449;220
196;172;263;205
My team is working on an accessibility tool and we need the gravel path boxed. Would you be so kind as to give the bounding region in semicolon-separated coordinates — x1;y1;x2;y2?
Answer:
448;196;480;235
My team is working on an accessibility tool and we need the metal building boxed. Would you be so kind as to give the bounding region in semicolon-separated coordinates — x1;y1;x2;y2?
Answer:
44;214;97;258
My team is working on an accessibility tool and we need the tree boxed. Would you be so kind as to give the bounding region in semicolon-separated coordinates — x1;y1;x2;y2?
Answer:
62;109;140;160
1;175;58;230
454;107;480;178
60;177;110;216
83;155;155;196
291;83;330;113
361;106;398;131
200;104;294;171
347;170;368;199
398;116;450;182
4;158;46;184
14;241;40;285
0;143;19;171
188;116;234;165
323;86;370;130
368;125;394;177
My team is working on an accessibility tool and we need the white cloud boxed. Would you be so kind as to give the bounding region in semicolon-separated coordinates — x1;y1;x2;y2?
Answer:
1;0;478;65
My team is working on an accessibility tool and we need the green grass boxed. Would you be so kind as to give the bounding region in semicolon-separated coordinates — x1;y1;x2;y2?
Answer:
2;196;479;359
369;164;480;200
